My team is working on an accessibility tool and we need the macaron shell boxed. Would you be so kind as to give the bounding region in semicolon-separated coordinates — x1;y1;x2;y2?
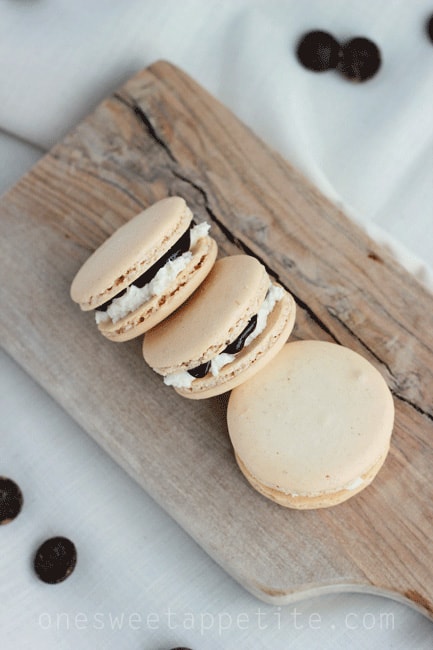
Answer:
70;196;193;310
235;451;389;509
227;340;394;505
98;236;217;341
175;289;296;399
143;256;269;374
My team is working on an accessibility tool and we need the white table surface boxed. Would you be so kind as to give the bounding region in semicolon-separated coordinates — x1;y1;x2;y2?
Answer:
1;1;432;648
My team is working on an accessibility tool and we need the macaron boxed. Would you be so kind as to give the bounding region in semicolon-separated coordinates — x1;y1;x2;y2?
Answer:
142;255;297;399
70;196;218;341
227;340;394;509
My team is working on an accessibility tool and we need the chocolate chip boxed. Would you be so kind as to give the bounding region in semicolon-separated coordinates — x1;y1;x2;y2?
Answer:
427;14;433;42
34;536;77;584
169;647;194;650
338;37;381;82
296;30;341;72
0;477;23;525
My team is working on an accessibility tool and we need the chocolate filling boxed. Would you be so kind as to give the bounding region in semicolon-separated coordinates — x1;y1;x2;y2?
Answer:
96;223;193;312
223;314;258;354
187;314;258;379
188;360;212;379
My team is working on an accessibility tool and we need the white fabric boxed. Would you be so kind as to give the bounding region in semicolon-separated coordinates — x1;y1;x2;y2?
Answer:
1;1;432;648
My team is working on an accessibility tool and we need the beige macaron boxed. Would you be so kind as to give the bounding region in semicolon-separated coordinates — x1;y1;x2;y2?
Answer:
227;340;394;508
142;255;297;399
70;196;217;341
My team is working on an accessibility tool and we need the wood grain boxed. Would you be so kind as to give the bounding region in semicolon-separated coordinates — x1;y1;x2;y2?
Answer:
1;61;432;615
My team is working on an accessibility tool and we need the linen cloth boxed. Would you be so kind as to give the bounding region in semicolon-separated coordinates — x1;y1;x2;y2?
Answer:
1;1;432;648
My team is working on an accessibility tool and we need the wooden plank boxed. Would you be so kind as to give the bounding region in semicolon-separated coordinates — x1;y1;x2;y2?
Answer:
1;60;432;615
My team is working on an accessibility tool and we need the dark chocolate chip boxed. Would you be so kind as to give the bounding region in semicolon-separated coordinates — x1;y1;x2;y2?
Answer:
0;477;23;525
427;14;433;42
338;37;381;82
34;536;77;584
168;647;194;650
296;30;341;72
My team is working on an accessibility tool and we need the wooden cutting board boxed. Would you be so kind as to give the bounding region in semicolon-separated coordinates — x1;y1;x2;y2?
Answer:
1;61;432;617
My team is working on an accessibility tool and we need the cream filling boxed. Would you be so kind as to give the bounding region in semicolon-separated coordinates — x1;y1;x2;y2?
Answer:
280;476;365;498
344;476;365;491
95;222;210;325
163;283;284;389
189;221;209;247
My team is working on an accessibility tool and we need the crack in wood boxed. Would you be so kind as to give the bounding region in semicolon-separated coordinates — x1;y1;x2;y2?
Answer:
113;88;431;424
328;308;433;421
113;92;178;164
392;392;433;422
171;170;340;344
291;293;340;344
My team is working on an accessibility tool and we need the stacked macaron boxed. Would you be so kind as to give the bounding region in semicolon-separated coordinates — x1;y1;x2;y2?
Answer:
142;255;296;398
71;196;394;509
70;196;217;341
70;196;297;394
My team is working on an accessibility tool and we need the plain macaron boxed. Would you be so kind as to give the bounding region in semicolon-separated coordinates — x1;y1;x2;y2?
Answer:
227;340;394;508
